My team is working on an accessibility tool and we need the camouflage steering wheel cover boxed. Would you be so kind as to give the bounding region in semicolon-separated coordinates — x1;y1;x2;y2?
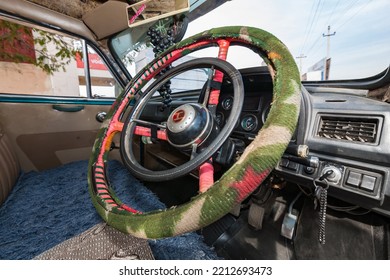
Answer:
88;26;301;239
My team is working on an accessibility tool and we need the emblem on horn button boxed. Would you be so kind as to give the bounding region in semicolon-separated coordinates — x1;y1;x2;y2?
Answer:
166;103;216;150
172;109;185;123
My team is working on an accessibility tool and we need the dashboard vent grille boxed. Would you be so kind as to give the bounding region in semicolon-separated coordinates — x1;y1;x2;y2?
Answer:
318;116;378;143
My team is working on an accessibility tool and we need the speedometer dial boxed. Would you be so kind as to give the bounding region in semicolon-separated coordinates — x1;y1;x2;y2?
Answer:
240;114;258;132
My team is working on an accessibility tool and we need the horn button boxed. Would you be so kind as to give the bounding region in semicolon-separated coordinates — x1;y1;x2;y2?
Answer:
166;103;216;150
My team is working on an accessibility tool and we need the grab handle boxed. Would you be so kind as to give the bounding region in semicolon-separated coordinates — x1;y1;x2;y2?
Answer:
52;105;84;112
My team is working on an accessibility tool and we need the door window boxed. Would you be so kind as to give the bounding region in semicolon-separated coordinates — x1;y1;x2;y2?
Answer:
0;19;120;98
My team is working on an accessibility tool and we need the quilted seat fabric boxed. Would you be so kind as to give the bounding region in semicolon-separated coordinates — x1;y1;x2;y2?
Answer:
0;160;218;260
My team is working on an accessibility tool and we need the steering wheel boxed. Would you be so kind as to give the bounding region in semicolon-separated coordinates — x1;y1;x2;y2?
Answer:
88;26;301;239
120;57;244;182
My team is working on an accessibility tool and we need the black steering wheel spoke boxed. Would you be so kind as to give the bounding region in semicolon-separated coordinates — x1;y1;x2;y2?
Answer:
198;66;215;105
131;118;166;130
190;143;199;160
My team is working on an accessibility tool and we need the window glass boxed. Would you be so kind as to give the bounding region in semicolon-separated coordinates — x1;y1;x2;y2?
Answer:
111;0;390;82
0;19;120;97
183;0;390;81
77;46;121;98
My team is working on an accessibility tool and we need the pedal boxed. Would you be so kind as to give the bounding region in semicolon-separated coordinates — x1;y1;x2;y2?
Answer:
281;192;302;240
281;211;298;240
248;203;265;230
230;204;241;217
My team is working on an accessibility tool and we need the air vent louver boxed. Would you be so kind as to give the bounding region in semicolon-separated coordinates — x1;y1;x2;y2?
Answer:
318;116;378;143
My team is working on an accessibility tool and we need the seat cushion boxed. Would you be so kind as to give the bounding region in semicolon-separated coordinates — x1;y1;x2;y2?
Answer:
0;160;218;260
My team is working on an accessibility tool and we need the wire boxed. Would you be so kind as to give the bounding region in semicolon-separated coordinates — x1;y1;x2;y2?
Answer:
303;0;372;64
300;0;326;55
330;0;363;29
347;209;372;216
297;184;371;216
334;0;372;31
289;192;303;214
305;34;325;58
299;0;318;54
327;203;371;216
327;204;360;212
306;0;362;57
297;184;312;197
326;0;341;25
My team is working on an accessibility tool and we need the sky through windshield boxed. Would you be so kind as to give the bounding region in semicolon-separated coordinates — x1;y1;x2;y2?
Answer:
184;0;390;80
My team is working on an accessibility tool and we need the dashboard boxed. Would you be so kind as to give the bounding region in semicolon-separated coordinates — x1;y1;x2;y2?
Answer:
215;67;273;143
277;88;390;217
216;66;390;217
140;66;390;217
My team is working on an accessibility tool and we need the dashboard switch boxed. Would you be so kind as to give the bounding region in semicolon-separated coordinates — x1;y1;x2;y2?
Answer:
279;159;289;168
360;175;376;192
346;171;362;188
287;161;299;171
279;159;298;171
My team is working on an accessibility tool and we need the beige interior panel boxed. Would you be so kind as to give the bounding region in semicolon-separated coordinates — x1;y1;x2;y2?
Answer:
82;1;129;40
0;102;111;171
0;130;20;206
55;147;94;166
17;130;98;171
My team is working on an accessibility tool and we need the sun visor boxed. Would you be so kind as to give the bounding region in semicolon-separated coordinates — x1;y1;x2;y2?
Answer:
82;0;190;40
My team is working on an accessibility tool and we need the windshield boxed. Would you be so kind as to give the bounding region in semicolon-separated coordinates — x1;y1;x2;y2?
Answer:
111;0;390;82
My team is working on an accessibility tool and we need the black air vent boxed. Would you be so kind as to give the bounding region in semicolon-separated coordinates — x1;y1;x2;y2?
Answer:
318;116;378;143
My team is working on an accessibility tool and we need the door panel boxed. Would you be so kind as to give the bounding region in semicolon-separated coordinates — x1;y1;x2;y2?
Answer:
0;100;112;171
0;17;125;172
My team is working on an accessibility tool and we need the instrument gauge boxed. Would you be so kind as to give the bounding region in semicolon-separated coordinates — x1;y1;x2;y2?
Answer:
221;96;233;111
241;114;258;132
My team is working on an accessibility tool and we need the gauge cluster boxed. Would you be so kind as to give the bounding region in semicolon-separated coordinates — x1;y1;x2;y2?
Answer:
216;70;273;141
216;93;272;139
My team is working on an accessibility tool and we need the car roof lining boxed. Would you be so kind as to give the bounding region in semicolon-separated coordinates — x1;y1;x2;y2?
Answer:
14;1;188;40
0;0;97;41
25;0;110;19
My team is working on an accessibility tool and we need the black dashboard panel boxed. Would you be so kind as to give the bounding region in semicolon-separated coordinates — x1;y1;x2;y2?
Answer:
276;89;390;216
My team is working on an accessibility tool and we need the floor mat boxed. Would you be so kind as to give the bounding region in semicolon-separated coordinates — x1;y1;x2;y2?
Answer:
209;200;295;260
294;199;389;259
0;160;218;260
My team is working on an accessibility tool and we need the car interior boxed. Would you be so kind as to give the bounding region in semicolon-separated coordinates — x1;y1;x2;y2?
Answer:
1;0;390;260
